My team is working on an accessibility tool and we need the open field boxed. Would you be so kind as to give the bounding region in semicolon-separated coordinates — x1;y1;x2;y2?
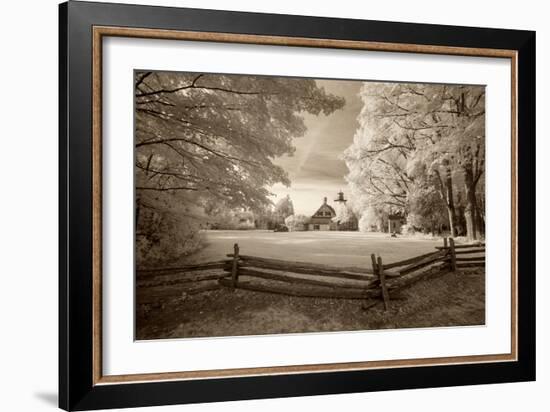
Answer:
184;230;443;267
136;231;485;340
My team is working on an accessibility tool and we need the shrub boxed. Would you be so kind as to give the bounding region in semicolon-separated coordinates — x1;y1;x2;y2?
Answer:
358;212;381;232
136;208;204;267
400;223;417;235
284;214;309;231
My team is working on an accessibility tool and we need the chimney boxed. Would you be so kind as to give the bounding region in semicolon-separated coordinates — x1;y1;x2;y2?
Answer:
323;197;327;204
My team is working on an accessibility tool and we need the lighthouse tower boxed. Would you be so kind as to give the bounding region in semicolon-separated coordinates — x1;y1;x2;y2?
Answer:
333;191;358;231
334;191;347;205
334;191;347;223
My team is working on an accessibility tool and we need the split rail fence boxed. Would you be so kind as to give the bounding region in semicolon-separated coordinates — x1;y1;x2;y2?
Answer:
137;238;485;310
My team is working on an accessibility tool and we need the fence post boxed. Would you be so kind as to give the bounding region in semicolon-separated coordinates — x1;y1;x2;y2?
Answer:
449;238;457;272
370;253;378;276
377;256;390;311
231;243;240;289
369;253;378;304
443;237;448;249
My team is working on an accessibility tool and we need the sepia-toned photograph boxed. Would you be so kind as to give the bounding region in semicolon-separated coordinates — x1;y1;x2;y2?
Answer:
134;71;486;340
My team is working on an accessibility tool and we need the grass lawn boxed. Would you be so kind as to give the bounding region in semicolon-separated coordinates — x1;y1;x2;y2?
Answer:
136;268;485;340
185;230;443;267
136;230;485;340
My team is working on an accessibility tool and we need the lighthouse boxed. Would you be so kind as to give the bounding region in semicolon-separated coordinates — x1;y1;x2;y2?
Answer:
334;191;347;205
333;191;348;225
333;191;358;231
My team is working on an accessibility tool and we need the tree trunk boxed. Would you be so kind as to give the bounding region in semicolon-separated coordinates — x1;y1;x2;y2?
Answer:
475;194;485;236
464;208;474;240
434;164;456;238
444;166;457;238
463;167;478;240
447;208;456;238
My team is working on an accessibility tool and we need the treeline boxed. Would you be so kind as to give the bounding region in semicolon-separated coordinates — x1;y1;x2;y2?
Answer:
343;83;485;240
134;72;344;264
207;195;295;230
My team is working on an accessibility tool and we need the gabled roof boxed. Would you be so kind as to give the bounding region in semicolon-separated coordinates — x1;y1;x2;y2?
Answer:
312;204;335;219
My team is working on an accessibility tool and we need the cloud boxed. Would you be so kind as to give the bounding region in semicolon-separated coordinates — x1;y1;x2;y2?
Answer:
268;79;363;215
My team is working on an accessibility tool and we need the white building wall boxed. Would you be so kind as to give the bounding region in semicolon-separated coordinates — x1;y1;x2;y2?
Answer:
308;223;331;231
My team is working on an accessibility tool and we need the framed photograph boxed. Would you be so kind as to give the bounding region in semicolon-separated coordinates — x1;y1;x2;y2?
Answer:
59;1;535;410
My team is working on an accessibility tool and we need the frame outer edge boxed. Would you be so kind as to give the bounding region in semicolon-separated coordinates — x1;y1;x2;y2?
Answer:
517;30;536;380
59;2;69;410
62;1;535;409
67;1;96;409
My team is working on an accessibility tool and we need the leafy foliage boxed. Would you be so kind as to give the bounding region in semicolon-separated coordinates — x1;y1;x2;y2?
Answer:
358;208;387;232
344;82;485;238
284;214;310;231
333;203;355;225
274;195;295;221
135;72;344;263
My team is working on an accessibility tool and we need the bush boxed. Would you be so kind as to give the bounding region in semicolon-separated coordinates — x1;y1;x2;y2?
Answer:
284;214;309;231
358;213;379;232
273;224;289;232
136;208;204;267
208;210;255;230
400;223;417;235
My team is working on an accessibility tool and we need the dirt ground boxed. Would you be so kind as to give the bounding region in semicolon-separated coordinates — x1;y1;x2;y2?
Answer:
136;267;485;340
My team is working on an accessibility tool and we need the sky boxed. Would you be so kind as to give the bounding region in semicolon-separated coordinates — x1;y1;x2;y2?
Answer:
268;79;363;216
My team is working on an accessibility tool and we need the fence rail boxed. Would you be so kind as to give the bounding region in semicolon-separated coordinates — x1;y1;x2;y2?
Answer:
234;267;377;289
381;250;444;270
136;237;485;310
137;260;229;276
226;254;377;279
218;277;380;299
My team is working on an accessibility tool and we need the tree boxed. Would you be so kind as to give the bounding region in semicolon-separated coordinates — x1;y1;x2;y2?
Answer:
455;116;485;239
274;195;295;221
343;83;418;221
333;203;354;225
135;72;344;262
407;183;448;235
357;208;387;232
207;210;255;230
343;82;485;239
285;214;309;231
253;205;278;230
431;158;458;237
